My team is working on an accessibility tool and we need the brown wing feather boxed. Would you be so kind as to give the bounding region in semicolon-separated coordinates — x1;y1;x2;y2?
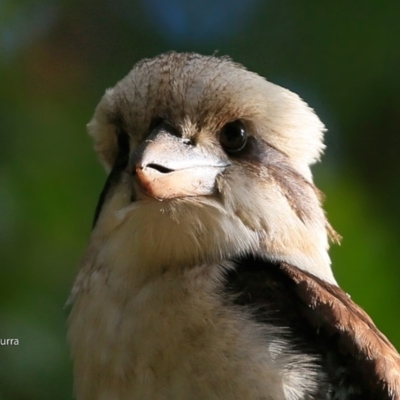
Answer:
279;262;400;399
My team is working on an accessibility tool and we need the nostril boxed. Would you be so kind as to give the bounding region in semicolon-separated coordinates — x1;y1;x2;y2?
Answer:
147;163;174;174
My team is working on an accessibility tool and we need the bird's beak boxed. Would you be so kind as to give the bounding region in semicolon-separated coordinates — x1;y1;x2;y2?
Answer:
130;124;229;200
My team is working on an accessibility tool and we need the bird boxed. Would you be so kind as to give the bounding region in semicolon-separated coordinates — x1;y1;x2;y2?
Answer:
68;52;400;400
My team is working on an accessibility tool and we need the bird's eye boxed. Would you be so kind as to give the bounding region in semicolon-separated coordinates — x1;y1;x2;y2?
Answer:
148;117;164;132
219;120;247;153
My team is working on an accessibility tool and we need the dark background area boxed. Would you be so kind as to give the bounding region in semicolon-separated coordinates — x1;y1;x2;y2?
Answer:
1;1;399;399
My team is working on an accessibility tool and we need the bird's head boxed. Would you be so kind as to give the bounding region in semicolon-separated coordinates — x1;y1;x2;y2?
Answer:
85;52;338;285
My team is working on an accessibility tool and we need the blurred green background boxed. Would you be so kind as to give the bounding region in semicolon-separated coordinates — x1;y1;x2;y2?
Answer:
1;1;399;399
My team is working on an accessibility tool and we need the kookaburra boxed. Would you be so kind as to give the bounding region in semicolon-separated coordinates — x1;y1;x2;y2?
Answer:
68;52;400;400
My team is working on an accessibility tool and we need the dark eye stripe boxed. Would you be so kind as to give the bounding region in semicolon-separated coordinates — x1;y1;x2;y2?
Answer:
92;128;130;228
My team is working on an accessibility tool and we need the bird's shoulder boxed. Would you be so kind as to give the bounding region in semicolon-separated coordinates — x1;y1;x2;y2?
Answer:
224;255;400;400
